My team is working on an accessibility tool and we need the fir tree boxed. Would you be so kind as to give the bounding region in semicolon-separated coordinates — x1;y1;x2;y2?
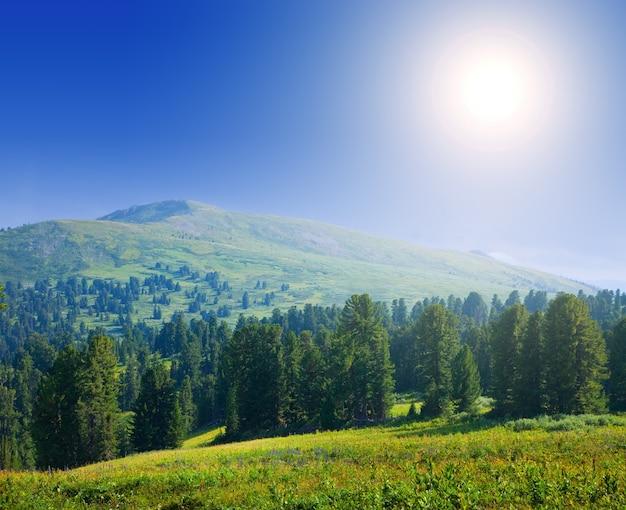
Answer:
609;317;626;411
75;334;120;465
514;311;545;417
490;304;527;416
543;294;608;414
416;304;459;417
32;346;82;469
132;362;183;452
451;345;481;413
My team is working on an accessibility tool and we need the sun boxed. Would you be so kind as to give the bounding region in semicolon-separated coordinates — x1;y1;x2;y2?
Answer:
432;29;553;151
460;56;524;125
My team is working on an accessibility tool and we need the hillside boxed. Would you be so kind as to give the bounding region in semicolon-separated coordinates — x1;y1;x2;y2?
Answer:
0;200;594;313
3;415;626;508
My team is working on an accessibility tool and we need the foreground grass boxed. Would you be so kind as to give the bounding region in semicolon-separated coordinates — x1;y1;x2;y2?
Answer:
3;416;626;509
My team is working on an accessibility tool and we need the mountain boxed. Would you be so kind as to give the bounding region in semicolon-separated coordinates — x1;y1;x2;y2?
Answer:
0;200;595;310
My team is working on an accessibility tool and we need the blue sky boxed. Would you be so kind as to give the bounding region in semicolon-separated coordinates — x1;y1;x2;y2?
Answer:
1;1;625;286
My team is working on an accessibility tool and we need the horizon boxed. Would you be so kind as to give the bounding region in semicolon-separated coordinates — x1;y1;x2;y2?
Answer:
1;1;625;286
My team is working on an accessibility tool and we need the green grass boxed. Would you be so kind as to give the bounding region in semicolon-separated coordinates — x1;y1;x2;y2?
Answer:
0;201;595;320
3;415;626;508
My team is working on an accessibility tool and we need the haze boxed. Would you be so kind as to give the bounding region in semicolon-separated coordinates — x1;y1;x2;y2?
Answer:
1;1;624;287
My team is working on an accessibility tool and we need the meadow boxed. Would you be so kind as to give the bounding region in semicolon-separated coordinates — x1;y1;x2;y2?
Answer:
2;414;626;509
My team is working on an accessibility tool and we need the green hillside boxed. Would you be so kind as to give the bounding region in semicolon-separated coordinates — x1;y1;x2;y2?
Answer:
0;200;594;313
3;415;626;508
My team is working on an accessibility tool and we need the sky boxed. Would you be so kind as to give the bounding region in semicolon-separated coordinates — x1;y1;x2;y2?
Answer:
1;1;625;287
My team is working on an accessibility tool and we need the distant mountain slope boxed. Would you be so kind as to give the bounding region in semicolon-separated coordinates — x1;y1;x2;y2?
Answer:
0;200;594;308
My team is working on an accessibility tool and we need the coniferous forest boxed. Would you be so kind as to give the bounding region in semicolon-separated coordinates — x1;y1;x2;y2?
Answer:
1;277;626;471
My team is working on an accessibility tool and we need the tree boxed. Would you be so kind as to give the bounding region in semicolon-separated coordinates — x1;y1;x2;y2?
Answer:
337;294;394;421
451;345;481;413
514;311;545;417
416;304;459;417
0;385;20;469
282;331;303;425
132;362;183;452
609;317;626;411
504;290;521;308
120;354;140;412
464;326;491;394
179;375;197;435
75;334;120;465
390;324;418;393
391;298;408;327
224;324;285;436
489;304;527;416
32;346;83;469
543;294;608;414
462;292;488;327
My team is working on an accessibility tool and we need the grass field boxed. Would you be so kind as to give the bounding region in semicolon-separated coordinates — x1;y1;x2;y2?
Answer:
3;414;626;509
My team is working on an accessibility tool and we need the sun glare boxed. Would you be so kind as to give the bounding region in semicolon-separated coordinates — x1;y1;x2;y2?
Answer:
432;29;553;152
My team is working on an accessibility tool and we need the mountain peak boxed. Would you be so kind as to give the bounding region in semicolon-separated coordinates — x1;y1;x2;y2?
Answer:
98;200;193;224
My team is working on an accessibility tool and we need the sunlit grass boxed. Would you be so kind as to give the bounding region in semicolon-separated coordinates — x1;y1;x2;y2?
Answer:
3;415;626;508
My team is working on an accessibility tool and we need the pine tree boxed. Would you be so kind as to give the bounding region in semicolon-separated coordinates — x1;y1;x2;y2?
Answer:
514;311;545;417
609;317;626;411
32;346;82;469
179;375;197;435
464;326;491;393
337;294;395;421
282;331;303;426
416;304;459;417
0;385;20;469
451;345;481;413
132;362;183;452
75;334;120;465
490;304;527;416
543;294;608;414
224;324;285;433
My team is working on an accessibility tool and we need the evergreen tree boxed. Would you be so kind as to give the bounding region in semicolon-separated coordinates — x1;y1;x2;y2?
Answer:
609;317;626;411
462;292;488;327
504;290;521;308
0;385;20;469
75;334;120;465
391;298;408;327
337;294;394;421
224;324;285;435
464;326;491;394
120;354;140;412
514;311;545;417
297;331;326;424
451;345;481;413
283;331;304;425
543;294;608;414
416;304;459;417
32;346;82;469
132;362;183;452
490;304;527;415
179;375;197;435
389;324;418;393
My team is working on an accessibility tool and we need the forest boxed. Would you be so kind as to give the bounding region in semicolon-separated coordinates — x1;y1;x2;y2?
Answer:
1;276;626;471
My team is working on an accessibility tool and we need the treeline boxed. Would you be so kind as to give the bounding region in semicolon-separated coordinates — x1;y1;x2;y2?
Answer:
1;282;626;470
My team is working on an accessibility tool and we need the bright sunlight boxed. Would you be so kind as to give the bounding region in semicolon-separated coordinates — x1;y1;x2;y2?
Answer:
432;29;553;152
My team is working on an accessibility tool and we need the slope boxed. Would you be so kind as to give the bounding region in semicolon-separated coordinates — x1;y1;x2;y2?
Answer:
0;200;594;311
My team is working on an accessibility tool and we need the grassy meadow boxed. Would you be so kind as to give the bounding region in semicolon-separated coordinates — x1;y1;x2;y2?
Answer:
3;414;626;509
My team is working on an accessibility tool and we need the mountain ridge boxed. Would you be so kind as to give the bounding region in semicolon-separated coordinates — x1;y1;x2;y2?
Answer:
0;200;595;308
